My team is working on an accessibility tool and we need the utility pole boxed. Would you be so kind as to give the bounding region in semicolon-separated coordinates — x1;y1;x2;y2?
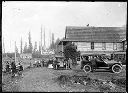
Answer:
52;33;54;49
44;27;45;50
49;30;51;49
41;25;42;54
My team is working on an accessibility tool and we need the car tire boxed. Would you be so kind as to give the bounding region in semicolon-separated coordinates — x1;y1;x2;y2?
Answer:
112;64;122;73
83;64;92;73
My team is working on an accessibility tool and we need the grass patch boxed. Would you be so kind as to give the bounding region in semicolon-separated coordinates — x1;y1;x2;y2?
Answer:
54;74;126;92
56;75;71;85
111;77;126;88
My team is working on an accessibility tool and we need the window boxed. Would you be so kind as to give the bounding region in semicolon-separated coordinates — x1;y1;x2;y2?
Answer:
102;42;106;50
113;43;117;50
91;42;94;49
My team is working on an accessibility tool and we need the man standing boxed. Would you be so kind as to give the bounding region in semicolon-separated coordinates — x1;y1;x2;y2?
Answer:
18;62;23;77
54;59;59;70
68;58;72;69
41;59;44;67
65;59;68;70
11;61;17;77
5;61;10;73
63;59;66;69
91;56;97;72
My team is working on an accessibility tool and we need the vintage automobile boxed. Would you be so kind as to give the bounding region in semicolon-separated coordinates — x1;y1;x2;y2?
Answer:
33;60;42;67
53;55;65;69
81;54;123;73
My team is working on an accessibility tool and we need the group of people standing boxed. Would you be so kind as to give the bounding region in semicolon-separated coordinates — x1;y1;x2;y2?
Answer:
52;58;72;70
64;58;72;69
5;61;23;77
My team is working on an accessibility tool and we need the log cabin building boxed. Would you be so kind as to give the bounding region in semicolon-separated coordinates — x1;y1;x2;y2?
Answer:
58;26;126;64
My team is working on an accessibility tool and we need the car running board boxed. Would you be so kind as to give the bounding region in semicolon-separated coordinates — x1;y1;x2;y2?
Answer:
97;67;110;69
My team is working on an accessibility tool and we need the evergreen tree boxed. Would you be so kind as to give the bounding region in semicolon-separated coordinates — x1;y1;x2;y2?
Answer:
49;33;55;49
54;38;60;47
15;42;20;57
33;41;37;54
28;31;33;53
50;37;65;53
15;45;18;54
52;33;54;47
23;42;28;53
54;38;60;53
16;45;19;57
39;41;41;54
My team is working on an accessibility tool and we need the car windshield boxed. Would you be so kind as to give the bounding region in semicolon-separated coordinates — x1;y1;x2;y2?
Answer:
100;55;112;64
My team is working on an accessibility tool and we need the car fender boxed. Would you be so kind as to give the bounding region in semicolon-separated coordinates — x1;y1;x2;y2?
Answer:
85;62;92;65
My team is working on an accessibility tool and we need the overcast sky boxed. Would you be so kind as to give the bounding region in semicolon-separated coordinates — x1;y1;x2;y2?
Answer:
2;1;127;53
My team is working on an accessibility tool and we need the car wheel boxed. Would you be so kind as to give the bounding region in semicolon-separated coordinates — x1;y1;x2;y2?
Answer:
112;64;122;73
83;64;92;73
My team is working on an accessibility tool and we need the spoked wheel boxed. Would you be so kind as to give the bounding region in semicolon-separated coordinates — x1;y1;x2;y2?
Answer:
112;64;122;73
83;64;92;73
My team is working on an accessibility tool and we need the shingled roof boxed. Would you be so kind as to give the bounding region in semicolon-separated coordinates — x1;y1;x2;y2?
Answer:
63;26;126;43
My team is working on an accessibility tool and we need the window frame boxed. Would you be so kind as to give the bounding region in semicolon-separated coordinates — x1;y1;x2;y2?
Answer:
91;42;94;49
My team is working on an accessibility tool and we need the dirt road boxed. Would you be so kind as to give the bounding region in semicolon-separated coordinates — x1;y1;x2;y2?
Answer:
2;65;126;92
13;67;66;92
